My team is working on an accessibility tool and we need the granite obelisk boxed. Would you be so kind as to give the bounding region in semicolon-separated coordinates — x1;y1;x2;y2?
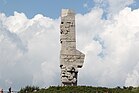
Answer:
60;9;85;86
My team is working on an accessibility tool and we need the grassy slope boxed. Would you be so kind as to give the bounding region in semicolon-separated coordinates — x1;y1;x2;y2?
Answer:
28;86;139;93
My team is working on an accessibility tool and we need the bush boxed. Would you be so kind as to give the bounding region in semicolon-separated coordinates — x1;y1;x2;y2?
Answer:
18;85;39;93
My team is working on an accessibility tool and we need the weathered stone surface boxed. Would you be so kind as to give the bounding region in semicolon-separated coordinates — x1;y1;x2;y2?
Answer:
60;9;85;86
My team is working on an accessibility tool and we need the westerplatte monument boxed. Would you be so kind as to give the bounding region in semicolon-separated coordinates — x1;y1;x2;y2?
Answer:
60;9;85;86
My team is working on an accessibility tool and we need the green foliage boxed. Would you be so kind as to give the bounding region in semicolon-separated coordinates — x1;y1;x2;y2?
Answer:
18;86;139;93
18;85;39;93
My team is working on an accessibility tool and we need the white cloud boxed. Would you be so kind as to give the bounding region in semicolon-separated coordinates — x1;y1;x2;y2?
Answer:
77;7;139;87
0;12;60;90
94;0;135;17
125;70;139;87
0;2;139;90
108;0;134;14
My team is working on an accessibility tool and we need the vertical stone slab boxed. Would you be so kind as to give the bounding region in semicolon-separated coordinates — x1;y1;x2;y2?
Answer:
60;9;85;86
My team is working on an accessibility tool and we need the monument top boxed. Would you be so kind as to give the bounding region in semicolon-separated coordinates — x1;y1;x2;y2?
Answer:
61;9;75;17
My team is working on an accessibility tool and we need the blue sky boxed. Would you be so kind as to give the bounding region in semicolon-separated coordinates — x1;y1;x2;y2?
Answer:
0;0;95;18
1;0;139;19
0;0;139;19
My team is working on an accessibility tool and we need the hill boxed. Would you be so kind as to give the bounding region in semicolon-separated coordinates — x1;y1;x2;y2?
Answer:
18;86;139;93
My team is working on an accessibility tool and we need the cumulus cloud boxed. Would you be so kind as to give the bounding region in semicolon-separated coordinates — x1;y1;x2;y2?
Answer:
77;7;139;87
0;1;139;90
0;12;60;90
94;0;135;17
125;70;139;87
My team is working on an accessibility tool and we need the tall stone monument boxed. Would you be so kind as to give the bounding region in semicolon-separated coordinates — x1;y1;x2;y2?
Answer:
60;9;85;86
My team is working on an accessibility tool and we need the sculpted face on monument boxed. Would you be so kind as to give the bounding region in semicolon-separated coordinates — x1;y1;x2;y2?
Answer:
60;9;85;86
